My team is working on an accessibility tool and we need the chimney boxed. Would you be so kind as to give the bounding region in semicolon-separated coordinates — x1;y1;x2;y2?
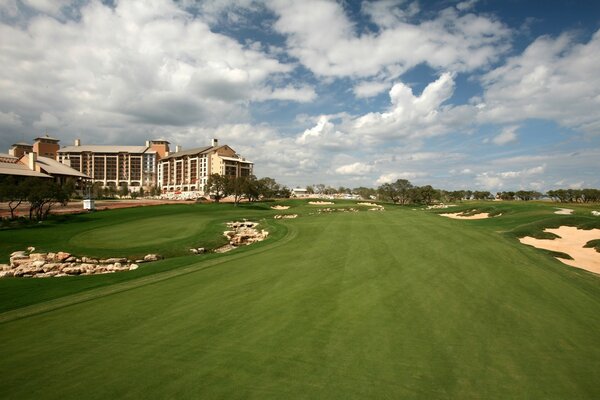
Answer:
74;139;81;146
28;152;37;171
211;138;218;147
175;145;182;153
145;140;150;147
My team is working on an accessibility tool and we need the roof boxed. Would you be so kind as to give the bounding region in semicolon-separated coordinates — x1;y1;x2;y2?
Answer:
34;135;60;142
0;161;51;178
59;145;154;154
0;153;18;161
36;156;90;178
11;142;33;147
219;156;253;164
161;146;213;160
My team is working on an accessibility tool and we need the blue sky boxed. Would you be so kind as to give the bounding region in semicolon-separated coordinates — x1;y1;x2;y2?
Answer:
0;0;599;191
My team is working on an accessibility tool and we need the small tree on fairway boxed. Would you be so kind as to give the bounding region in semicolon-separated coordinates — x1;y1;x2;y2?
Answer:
206;174;228;202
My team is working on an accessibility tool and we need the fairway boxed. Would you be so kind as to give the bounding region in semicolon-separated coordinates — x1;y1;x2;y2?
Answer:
1;202;599;399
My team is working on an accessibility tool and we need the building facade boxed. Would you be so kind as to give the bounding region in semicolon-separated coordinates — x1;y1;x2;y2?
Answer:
157;139;253;194
57;139;168;190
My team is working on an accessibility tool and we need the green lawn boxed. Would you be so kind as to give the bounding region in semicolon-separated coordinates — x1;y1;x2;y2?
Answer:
0;201;599;399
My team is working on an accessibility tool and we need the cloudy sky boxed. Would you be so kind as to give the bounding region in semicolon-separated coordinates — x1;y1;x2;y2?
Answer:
1;0;599;191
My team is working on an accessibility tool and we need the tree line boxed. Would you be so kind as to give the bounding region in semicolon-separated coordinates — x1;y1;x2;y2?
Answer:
206;174;290;205
305;180;600;205
0;176;74;220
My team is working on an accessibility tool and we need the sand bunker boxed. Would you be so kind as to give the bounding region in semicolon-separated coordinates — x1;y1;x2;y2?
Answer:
274;214;297;219
271;205;290;210
309;201;334;205
357;202;381;207
519;226;600;274
427;204;456;210
440;212;492;220
555;208;574;215
591;211;600;217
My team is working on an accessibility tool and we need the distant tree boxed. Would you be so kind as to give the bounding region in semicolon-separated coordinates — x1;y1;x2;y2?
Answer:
0;176;29;219
353;186;376;200
26;179;74;221
118;183;129;198
314;183;326;195
225;176;248;206
582;188;600;203
306;185;315;194
473;191;492;200
206;174;228;202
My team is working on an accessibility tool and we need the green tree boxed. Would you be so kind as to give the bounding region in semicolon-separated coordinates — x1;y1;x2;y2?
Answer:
0;176;30;219
206;174;228;202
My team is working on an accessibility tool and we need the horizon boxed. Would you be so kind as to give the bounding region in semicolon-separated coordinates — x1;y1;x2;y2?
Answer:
1;0;599;191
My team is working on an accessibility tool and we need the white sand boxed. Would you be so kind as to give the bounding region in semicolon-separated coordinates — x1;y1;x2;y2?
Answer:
271;205;290;210
592;211;600;217
308;201;334;205
440;212;491;220
519;226;600;274
555;208;574;215
357;202;381;207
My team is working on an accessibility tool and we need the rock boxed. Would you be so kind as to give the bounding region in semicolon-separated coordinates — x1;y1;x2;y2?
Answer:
135;259;145;264
55;252;71;262
197;248;205;254
143;254;161;262
1;264;12;271
10;258;32;268
29;253;47;261
102;257;128;264
66;256;77;262
10;251;27;258
27;246;35;252
31;260;46;269
0;270;13;278
129;264;139;271
81;257;98;264
190;248;198;254
42;263;60;272
46;252;56;261
114;262;122;269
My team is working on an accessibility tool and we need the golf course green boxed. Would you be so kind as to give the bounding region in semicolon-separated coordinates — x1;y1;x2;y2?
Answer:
0;201;599;399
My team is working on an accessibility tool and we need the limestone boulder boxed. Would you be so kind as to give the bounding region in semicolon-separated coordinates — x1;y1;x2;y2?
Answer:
55;252;71;262
143;254;161;262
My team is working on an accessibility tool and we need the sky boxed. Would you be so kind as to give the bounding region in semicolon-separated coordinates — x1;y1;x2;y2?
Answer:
0;0;599;191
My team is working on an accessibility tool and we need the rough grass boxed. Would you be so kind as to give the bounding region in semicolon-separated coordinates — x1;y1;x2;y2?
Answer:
0;201;599;399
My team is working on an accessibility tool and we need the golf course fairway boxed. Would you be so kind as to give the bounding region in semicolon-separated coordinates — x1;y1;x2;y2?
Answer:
0;202;599;399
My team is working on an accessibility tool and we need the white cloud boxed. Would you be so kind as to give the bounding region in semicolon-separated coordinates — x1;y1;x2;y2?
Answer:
480;29;600;134
268;1;511;79
351;72;460;139
296;116;355;149
353;80;390;98
475;165;546;190
0;0;307;148
335;162;374;175
375;171;427;185
491;125;518;145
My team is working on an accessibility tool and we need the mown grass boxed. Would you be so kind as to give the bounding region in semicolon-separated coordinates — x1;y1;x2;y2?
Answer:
0;200;599;399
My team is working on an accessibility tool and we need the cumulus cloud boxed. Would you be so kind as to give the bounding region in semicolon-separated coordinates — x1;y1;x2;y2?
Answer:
479;29;600;134
268;0;510;79
490;125;518;145
335;162;374;175
475;165;546;190
351;72;460;139
0;0;310;148
375;171;428;185
353;81;390;98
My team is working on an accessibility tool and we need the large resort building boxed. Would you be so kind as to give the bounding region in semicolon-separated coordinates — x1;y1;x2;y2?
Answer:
56;140;166;190
157;139;253;193
4;135;252;196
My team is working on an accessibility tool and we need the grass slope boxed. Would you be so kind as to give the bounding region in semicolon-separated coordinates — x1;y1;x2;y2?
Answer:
0;203;599;399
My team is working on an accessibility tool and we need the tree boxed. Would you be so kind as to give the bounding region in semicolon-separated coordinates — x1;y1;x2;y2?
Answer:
226;176;247;206
26;179;74;221
0;176;29;219
206;174;228;202
118;183;129;198
353;186;376;200
243;176;260;202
